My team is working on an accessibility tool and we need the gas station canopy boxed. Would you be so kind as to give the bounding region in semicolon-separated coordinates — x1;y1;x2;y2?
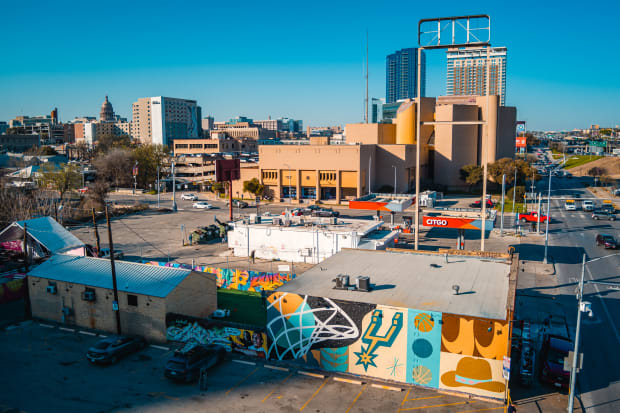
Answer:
349;193;415;212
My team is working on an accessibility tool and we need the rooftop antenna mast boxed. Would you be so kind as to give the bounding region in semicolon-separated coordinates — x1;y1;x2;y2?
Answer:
365;29;369;123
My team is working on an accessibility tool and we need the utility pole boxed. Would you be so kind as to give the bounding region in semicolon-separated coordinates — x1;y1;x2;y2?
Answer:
91;208;101;257
543;169;552;264
365;29;369;124
500;174;505;236
568;254;586;413
23;223;28;273
480;46;490;251
157;164;160;208
171;161;177;212
512;166;517;223
536;193;542;233
414;46;422;250
229;181;233;221
105;205;122;335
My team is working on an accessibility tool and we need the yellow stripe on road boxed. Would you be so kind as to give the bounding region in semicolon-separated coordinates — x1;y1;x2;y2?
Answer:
262;372;293;403
398;401;467;411
299;378;329;411
225;367;259;395
345;384;368;413
456;407;504;413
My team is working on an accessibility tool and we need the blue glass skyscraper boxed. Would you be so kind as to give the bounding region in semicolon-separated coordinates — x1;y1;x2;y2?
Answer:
385;48;425;104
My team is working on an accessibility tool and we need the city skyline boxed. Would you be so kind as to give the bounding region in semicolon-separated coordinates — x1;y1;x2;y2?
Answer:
1;1;619;131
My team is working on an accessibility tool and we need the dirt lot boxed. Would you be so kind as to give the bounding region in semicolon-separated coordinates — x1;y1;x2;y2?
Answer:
568;156;620;179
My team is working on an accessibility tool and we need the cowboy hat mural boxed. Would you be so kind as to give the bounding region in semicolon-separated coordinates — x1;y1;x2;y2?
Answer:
440;355;506;394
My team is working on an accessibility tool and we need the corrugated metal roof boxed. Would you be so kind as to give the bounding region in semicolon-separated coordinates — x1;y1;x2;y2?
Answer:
16;217;84;253
28;254;192;298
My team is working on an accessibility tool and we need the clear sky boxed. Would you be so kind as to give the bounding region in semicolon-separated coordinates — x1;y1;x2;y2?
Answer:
1;0;619;131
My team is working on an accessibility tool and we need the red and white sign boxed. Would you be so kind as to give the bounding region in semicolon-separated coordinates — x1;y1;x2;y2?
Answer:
423;216;479;230
516;136;527;148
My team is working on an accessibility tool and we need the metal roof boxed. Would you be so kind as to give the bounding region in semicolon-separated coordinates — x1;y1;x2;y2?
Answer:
14;217;85;253
277;249;512;320
28;254;192;298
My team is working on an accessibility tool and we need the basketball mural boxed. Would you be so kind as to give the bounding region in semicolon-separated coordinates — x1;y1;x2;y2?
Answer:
407;310;442;388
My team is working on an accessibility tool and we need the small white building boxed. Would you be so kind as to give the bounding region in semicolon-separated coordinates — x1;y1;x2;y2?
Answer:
227;214;397;263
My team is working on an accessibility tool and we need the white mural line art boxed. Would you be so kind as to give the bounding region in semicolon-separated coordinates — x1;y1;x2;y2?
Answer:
266;294;360;360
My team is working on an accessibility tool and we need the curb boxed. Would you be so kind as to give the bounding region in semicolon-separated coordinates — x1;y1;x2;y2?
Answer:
334;377;364;385
371;383;403;391
264;364;289;371
298;371;325;379
232;359;256;366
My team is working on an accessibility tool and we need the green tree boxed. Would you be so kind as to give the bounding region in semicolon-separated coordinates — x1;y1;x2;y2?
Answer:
459;164;483;190
96;134;132;154
525;132;539;146
38;163;82;200
25;145;58;156
212;182;225;195
242;178;264;197
132;144;168;189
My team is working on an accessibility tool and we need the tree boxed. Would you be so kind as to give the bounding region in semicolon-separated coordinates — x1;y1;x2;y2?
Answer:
525;132;539;147
242;178;264;197
25;145;58;156
93;148;133;190
600;175;614;187
95;134;132;154
459;164;483;190
212;182;225;195
132;144;167;189
487;158;515;184
38;163;82;200
507;185;526;202
587;166;606;177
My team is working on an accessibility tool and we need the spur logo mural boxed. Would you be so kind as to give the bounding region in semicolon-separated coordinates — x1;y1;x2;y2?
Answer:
354;309;403;371
143;261;295;292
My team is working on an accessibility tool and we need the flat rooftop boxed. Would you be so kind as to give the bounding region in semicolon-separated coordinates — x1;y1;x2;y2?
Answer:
236;215;381;236
276;249;513;320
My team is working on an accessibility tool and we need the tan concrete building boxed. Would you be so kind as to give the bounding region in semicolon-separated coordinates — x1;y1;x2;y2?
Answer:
28;255;217;342
132;96;201;147
172;138;257;156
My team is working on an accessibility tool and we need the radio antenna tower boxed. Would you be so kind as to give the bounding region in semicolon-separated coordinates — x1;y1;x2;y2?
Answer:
365;29;369;123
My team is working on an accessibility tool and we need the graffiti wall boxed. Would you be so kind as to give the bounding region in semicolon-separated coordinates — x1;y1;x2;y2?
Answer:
265;292;508;399
166;314;268;358
143;261;295;292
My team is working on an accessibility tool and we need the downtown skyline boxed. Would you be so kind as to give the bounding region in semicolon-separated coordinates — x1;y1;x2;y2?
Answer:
1;0;619;131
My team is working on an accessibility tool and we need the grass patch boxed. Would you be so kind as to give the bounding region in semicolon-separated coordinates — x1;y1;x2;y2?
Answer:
217;288;266;327
495;202;526;213
564;155;603;169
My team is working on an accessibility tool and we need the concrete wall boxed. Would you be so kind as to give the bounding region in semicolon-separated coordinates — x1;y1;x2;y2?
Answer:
345;123;396;145
165;271;217;319
266;291;509;400
29;276;167;342
497;106;517;160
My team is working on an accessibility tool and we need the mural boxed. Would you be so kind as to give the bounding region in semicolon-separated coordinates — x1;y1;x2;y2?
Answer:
166;314;268;358
439;314;508;398
0;274;26;304
143;261;295;292
407;310;442;388
266;292;375;360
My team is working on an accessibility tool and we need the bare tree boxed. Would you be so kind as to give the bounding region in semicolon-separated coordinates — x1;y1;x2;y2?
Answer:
93;148;133;190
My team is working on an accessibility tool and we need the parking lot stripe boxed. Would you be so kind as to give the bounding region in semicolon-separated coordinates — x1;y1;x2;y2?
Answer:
225;367;259;395
99;335;107;338
299;377;329;411
39;323;55;328
149;344;170;351
262;372;293;403
404;395;442;403
59;327;75;332
398;401;467;411
232;359;256;366
371;383;402;391
298;371;325;379
400;389;411;407
334;377;364;385
264;364;289;371
456;407;503;413
345;384;367;413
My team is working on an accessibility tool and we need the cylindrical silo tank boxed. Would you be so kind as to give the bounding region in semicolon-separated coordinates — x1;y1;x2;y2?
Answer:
395;100;416;144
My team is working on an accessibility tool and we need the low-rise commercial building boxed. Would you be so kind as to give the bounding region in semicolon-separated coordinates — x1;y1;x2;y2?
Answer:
28;254;217;342
172;137;257;156
0;134;40;152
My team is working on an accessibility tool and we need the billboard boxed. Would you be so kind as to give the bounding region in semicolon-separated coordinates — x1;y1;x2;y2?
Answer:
516;136;527;148
422;216;494;231
215;159;240;182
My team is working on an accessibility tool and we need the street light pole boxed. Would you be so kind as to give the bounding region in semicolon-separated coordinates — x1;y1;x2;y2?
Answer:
392;166;397;194
543;168;551;264
171;161;177;212
568;254;586;413
500;174;505;236
157;164;160;208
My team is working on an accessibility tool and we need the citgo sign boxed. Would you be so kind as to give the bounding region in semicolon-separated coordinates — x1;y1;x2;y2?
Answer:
422;216;480;230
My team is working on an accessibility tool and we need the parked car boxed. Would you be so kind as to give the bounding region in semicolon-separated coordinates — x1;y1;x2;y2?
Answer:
99;248;124;260
301;205;321;215
517;212;549;223
600;202;616;213
181;193;199;201
86;336;146;364
591;210;616;221
192;202;213;209
164;344;226;382
539;335;571;389
596;234;619;249
226;199;248;208
311;208;340;217
469;199;495;209
582;200;595;212
282;208;304;217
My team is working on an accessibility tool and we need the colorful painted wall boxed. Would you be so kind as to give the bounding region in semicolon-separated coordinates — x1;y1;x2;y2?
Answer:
143;261;295;292
265;292;508;399
166;314;269;359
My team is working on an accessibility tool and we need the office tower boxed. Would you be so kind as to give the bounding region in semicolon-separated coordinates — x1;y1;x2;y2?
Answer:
371;98;385;123
132;97;201;146
446;47;507;106
386;48;425;104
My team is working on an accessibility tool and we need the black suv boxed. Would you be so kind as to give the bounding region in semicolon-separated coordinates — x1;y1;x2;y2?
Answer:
164;344;225;382
86;336;146;364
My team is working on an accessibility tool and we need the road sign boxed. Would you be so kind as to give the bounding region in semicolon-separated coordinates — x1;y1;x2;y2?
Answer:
112;301;119;311
563;351;583;372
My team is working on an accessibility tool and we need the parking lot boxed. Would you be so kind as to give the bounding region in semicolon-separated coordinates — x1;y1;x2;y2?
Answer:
0;321;506;413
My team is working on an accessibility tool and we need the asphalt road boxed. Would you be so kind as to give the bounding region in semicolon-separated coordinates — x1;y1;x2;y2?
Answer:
533;173;620;413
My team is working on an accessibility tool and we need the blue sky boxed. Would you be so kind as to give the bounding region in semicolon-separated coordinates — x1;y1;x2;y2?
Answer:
1;0;619;131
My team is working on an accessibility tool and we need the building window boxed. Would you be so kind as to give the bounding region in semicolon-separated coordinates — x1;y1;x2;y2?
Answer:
127;294;138;307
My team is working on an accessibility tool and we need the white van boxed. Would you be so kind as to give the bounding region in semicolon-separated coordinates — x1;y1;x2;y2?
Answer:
582;200;595;211
565;200;577;211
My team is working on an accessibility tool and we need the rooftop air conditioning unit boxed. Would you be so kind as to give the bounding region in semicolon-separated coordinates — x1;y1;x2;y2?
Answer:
81;291;96;302
46;285;57;295
356;276;370;292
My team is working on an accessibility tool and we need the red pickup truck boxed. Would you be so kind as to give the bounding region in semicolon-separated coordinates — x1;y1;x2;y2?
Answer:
517;212;549;223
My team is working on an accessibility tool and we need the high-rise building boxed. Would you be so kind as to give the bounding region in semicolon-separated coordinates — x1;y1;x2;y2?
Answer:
386;48;425;104
371;98;385;123
132;97;202;146
446;47;507;106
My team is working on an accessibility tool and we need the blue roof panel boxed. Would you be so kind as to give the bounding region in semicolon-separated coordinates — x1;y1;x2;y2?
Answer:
16;217;84;253
28;255;192;298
